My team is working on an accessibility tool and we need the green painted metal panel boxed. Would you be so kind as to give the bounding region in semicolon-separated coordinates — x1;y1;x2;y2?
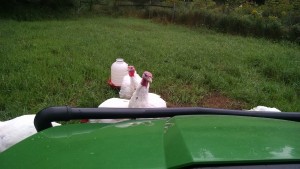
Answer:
1;115;300;169
164;115;300;168
0;120;167;169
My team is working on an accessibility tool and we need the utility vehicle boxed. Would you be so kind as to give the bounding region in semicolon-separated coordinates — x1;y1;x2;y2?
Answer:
1;106;300;169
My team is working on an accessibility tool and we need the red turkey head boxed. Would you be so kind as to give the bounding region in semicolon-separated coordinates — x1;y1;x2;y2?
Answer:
128;66;135;77
142;71;152;83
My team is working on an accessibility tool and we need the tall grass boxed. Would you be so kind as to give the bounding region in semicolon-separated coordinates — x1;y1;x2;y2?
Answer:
0;16;299;120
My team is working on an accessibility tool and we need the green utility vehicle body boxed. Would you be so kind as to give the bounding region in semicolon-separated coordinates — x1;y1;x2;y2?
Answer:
1;114;300;169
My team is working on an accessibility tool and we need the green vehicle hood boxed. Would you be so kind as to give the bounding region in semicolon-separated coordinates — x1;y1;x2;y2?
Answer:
1;115;300;168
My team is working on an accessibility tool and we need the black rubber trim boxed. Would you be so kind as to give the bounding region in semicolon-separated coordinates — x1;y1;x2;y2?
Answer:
34;106;300;132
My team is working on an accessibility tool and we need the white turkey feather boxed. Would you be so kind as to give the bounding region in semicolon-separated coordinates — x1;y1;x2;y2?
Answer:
119;70;142;99
147;93;167;108
249;106;281;112
0;114;60;153
98;98;129;108
89;98;130;123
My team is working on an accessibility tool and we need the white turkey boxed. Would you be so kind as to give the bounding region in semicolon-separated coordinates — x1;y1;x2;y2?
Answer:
88;98;130;123
98;98;129;108
0;114;61;153
128;71;167;108
119;65;142;99
90;71;166;123
100;71;166;109
249;106;281;112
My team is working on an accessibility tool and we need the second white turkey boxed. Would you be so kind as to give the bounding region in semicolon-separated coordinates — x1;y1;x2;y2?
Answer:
119;65;142;99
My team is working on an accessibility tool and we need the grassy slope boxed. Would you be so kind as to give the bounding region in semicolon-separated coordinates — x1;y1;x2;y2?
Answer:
0;16;299;120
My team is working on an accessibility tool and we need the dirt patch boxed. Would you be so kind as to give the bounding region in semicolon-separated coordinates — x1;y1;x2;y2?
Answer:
161;92;247;110
166;102;193;108
199;92;246;110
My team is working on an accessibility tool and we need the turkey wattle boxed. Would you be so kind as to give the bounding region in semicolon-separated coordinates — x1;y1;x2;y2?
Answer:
128;71;167;108
0;114;61;153
119;65;142;99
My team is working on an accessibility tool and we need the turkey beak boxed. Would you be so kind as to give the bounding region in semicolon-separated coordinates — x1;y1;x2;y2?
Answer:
148;77;152;83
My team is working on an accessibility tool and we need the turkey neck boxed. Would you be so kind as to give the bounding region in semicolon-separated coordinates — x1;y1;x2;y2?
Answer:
140;78;149;88
128;78;149;108
135;78;149;100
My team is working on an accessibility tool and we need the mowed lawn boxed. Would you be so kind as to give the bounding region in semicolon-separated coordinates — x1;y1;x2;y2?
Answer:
0;16;299;120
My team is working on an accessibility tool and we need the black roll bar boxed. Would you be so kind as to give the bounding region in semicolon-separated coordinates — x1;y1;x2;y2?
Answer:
34;106;300;132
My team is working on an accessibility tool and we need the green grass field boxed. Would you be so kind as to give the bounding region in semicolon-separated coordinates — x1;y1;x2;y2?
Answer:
0;16;299;120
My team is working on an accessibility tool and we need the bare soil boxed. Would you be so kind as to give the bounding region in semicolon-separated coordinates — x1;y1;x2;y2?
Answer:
199;92;246;110
166;92;246;110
